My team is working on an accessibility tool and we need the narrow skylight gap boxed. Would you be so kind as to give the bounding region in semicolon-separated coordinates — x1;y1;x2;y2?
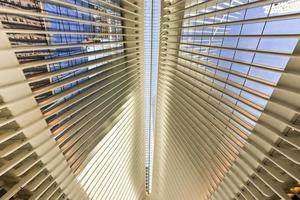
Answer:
144;0;160;194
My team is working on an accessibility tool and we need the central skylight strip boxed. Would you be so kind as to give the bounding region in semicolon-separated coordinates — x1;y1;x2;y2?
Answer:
144;0;160;194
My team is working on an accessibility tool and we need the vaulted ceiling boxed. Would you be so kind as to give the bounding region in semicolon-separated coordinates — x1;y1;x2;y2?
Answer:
0;0;300;200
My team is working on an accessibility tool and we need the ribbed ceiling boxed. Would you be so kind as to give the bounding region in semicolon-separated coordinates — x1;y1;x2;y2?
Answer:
0;0;300;200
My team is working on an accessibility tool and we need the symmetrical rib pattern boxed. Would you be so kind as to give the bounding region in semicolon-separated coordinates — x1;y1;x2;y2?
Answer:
0;0;145;199
152;0;300;200
1;0;300;200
